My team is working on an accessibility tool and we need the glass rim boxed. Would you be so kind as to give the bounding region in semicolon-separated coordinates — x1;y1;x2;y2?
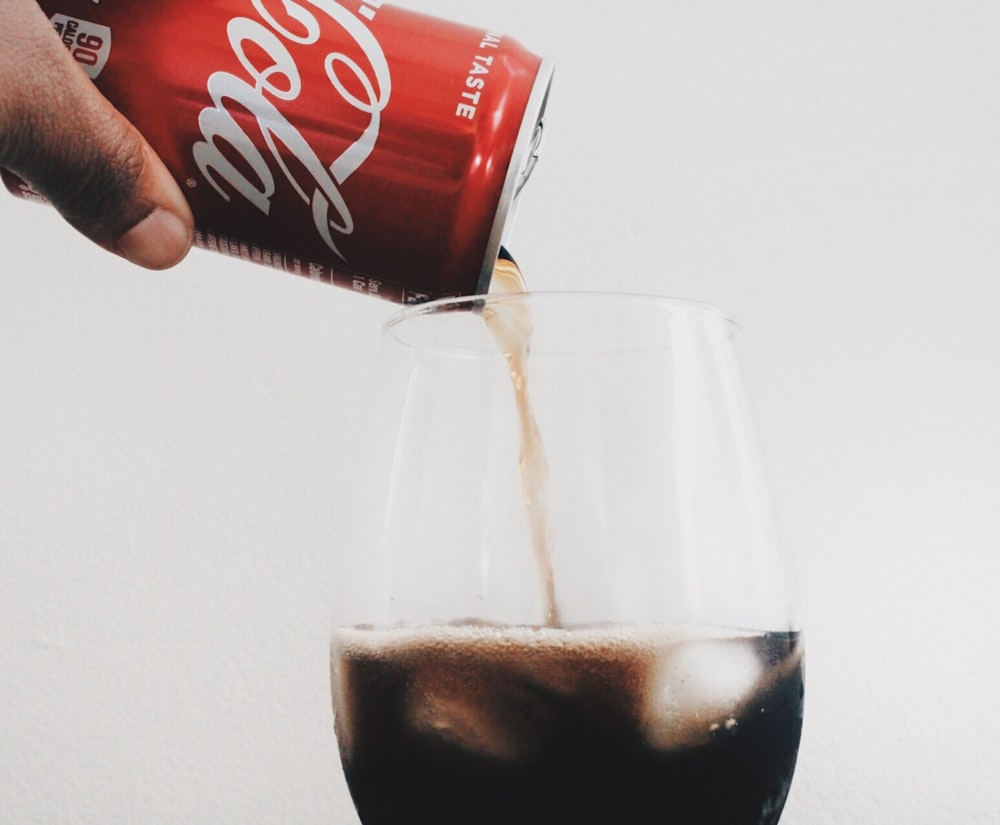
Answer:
385;291;738;335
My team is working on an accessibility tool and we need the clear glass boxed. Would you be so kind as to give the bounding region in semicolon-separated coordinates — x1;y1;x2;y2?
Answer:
331;293;803;825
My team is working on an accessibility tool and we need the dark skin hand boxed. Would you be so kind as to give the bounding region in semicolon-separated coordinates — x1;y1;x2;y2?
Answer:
0;0;194;269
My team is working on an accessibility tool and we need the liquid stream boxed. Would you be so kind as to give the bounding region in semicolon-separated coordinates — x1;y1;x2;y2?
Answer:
486;257;559;626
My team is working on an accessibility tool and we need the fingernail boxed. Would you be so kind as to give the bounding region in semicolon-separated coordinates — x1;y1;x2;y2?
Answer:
116;208;193;270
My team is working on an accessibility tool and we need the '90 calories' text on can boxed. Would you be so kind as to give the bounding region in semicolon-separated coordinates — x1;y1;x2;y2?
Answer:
2;1;553;304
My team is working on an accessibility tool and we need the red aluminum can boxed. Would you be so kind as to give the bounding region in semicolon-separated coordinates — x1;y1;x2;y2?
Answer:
3;1;553;303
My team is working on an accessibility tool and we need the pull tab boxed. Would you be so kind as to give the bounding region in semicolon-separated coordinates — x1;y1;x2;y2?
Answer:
514;121;545;199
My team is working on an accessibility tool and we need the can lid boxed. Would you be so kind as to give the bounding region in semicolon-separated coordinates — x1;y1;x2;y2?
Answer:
477;58;556;294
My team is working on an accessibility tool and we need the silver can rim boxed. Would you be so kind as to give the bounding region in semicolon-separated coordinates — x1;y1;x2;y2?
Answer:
475;57;556;295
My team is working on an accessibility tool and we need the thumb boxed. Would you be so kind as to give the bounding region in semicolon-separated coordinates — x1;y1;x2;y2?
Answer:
1;2;194;270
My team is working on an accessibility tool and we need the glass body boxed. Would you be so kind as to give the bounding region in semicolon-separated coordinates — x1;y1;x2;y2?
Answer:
331;293;803;825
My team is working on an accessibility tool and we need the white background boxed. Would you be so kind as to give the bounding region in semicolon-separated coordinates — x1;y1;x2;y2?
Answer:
2;1;999;822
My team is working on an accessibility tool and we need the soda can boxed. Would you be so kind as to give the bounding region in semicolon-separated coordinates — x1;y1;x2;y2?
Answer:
2;1;553;303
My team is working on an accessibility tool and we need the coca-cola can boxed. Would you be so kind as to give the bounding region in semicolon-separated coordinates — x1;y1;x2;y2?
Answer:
2;1;553;303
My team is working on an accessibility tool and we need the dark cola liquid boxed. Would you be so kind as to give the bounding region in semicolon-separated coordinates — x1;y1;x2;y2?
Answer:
332;625;803;825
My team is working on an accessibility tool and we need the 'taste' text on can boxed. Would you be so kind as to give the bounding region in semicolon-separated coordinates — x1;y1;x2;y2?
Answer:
456;33;502;120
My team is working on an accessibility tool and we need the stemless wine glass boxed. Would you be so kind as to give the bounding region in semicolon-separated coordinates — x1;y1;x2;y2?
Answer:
331;293;803;825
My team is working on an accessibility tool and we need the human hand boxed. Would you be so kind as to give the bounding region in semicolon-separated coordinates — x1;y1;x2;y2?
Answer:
0;0;194;269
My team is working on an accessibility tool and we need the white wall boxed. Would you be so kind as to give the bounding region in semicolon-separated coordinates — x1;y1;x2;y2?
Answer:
2;1;999;822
